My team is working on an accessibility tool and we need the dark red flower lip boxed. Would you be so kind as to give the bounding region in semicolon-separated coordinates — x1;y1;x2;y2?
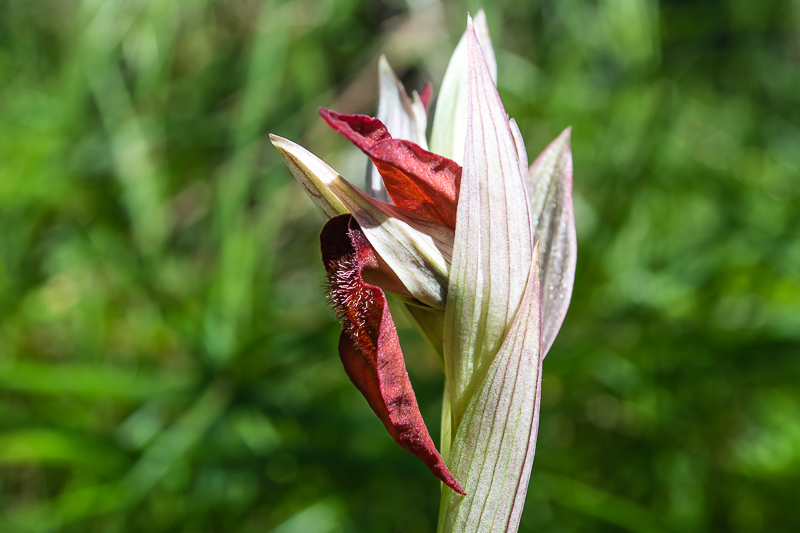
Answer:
321;214;464;495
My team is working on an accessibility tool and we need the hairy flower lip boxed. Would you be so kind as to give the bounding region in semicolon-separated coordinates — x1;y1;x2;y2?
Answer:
321;215;464;495
359;249;417;302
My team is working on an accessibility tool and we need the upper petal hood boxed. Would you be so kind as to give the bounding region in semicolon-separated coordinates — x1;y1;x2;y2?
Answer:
320;108;461;230
270;134;453;310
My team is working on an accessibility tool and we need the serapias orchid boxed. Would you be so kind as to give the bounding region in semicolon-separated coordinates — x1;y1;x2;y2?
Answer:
270;11;576;530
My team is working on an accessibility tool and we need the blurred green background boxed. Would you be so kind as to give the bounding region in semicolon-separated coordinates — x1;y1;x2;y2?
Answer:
1;0;799;531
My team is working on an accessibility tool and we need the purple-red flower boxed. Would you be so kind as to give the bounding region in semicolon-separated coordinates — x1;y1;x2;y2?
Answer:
271;11;576;528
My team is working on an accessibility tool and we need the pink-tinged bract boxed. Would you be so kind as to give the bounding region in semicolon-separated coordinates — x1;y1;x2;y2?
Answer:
442;18;534;427
527;128;577;357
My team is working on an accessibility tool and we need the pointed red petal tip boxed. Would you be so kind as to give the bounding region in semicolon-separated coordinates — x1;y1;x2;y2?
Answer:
318;107;391;147
319;108;461;230
321;215;465;495
419;83;433;112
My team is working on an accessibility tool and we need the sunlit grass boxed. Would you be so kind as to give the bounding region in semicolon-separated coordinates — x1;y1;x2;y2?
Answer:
1;0;798;531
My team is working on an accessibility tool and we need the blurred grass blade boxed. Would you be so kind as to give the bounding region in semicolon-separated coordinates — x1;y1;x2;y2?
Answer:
204;0;290;364
0;429;127;470
59;380;232;524
438;244;542;533
122;379;233;499
270;499;344;533
0;360;192;401
85;0;169;257
531;472;678;533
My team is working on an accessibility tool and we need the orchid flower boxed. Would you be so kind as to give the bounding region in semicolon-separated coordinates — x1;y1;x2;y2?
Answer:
270;11;576;531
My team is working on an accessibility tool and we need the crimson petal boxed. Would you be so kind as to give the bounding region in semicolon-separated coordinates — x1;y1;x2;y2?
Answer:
319;108;461;230
321;215;464;495
419;82;433;112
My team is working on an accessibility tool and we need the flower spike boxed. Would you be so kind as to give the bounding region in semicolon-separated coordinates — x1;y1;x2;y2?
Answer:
270;10;578;525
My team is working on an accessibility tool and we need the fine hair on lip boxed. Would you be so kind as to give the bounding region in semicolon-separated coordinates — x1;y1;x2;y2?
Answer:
325;252;376;351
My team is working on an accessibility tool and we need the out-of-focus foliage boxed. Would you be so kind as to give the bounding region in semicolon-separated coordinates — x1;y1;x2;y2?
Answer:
0;0;798;531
